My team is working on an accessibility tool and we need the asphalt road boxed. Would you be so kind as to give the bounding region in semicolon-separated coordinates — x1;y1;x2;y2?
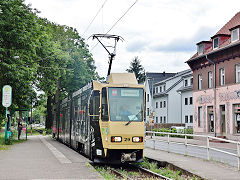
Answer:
145;138;238;167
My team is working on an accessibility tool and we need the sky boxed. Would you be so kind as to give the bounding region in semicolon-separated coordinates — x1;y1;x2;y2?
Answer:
25;0;240;78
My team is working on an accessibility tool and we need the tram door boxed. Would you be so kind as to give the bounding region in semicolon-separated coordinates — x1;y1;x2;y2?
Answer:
88;90;100;157
207;106;214;132
220;105;226;135
234;104;240;133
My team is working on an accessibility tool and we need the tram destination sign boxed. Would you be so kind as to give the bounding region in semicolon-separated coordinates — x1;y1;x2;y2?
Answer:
2;85;12;107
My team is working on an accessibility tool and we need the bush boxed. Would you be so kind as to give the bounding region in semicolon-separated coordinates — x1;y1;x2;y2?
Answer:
153;128;193;139
153;128;170;136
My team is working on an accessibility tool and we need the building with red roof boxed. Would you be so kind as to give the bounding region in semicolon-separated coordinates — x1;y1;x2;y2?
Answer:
186;11;240;140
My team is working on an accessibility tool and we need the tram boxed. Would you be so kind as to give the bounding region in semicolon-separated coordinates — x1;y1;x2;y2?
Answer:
53;73;145;164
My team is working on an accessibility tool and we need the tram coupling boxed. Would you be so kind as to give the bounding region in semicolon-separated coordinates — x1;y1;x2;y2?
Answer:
121;151;137;163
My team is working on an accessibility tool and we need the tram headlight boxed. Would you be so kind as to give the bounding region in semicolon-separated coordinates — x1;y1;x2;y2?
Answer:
132;136;143;142
111;136;122;142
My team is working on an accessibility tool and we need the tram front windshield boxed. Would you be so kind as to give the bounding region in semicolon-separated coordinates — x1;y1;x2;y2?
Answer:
108;88;144;122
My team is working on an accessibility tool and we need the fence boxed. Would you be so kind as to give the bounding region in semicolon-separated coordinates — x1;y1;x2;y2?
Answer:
145;131;240;170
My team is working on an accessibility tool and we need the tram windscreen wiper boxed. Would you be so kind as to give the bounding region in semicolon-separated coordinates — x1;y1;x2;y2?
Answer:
125;110;142;126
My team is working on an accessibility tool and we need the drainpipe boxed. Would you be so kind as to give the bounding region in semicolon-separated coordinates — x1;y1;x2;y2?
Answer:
206;55;217;137
177;91;183;125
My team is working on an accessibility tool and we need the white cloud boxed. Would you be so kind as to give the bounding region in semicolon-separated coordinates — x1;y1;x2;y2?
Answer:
25;0;240;78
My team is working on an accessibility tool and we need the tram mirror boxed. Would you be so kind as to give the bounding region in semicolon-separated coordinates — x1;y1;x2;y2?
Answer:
89;90;100;116
101;87;109;121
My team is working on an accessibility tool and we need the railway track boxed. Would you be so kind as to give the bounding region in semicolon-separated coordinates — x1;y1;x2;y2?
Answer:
94;157;202;179
103;164;172;180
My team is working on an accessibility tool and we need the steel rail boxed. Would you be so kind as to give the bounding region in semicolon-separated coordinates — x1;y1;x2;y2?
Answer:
130;164;172;180
109;168;133;180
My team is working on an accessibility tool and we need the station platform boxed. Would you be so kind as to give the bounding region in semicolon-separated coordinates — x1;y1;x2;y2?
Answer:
0;136;102;180
144;148;240;180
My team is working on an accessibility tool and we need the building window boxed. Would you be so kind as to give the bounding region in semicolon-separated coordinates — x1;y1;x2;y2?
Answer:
147;94;149;102
160;101;162;108
185;98;188;105
231;28;239;42
208;71;213;88
198;74;202;90
219;68;225;86
163;85;166;91
147;108;149;116
164;116;166;123
160;116;162;123
184;79;188;87
160;86;162;92
198;44;204;55
185;116;188;123
190;78;193;85
213;37;219;49
189;97;193;105
236;64;240;83
156;116;158;123
190;115;193;123
198;106;202;127
163;101;166;108
155;87;159;94
156;102;158;108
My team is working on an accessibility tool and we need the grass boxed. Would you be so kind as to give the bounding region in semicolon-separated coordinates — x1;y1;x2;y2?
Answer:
136;158;200;180
0;130;26;150
26;128;41;136
94;165;117;180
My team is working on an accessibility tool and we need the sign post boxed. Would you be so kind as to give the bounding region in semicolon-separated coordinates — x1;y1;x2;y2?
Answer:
2;85;12;144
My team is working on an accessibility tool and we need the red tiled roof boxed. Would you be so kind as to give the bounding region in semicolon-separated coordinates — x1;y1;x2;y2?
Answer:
187;11;240;63
215;11;240;35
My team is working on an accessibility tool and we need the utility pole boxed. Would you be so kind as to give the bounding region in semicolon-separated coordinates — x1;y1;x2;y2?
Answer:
90;34;124;77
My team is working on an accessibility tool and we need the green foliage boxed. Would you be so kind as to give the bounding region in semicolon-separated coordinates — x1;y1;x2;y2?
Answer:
32;95;47;123
136;158;184;180
27;128;41;136
153;128;193;138
0;0;99;127
126;56;146;84
0;131;26;150
94;166;117;180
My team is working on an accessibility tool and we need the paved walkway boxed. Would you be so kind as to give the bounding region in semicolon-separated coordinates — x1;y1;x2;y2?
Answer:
0;135;102;180
144;148;240;180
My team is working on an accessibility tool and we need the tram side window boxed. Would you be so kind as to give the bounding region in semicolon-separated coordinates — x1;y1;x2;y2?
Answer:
89;90;100;120
101;88;109;121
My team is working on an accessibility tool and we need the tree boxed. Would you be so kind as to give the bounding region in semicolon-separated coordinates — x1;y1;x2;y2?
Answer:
126;56;146;84
0;0;100;129
0;0;41;122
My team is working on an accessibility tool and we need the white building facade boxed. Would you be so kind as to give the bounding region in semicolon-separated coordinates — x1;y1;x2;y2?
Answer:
177;74;194;128
145;72;175;122
152;69;194;128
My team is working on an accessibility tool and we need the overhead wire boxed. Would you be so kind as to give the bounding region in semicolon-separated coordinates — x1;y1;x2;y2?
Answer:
90;0;138;52
82;0;108;37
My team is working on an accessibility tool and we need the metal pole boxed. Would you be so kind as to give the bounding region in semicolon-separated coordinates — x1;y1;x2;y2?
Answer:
107;54;114;76
4;108;7;144
237;142;240;171
207;136;210;160
185;134;188;156
153;139;155;150
167;133;170;153
26;111;28;140
151;78;154;137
